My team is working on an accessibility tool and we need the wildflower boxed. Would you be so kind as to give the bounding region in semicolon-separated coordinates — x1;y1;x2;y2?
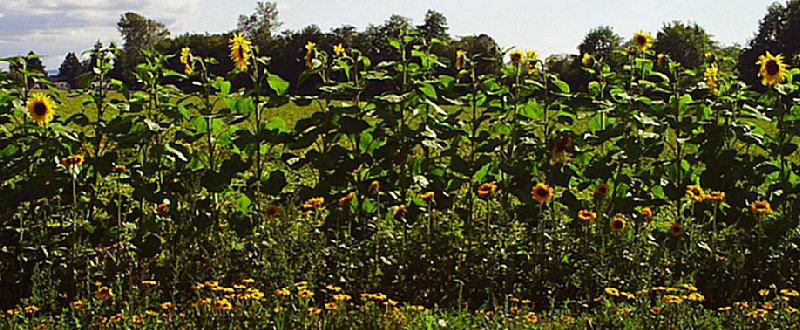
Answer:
24;306;39;313
308;307;322;315
687;292;705;302
633;30;653;51
531;183;554;203
303;196;325;210
759;289;770;296
27;93;56;125
393;204;406;217
640;207;653;223
240;277;254;284
510;49;524;64
656;53;665;66
734;301;749;309
141;280;158;287
686;185;705;202
368;180;380;192
682;284;698;292
250;290;264;300
788;306;799;313
420;191;435;201
338;192;354;207
751;200;771;214
131;315;144;323
763;302;775;310
228;33;252;71
411;305;425;311
620;292;636;300
705;64;719;94
114;164;127;172
273;306;284;313
180;47;193;75
191;283;204;290
524;312;538;324
304;41;316;68
95;286;114;300
477;182;497;198
581;53;592;66
298;288;314;298
578;209;596;222
333;43;345;57
110;313;124;322
781;288;799;297
610;217;626;233
455;49;467;70
718;306;732;311
197;297;212;306
669;223;683;236
662;295;684;304
746;309;768;319
756;51;788;87
294;281;309;288
604;288;620;297
650;306;662;314
326;284;342;292
61;154;84;167
560;315;573;321
265;205;279;218
6;309;19;316
595;183;610;198
145;310;158;316
213;298;232;311
706;191;725;202
71;300;84;310
332;294;352;301
325;302;338;310
160;302;175;310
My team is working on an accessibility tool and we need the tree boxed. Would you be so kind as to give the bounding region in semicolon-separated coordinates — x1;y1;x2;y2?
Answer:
25;51;46;77
452;34;502;76
653;21;715;69
57;52;84;88
739;1;800;87
417;9;450;42
578;26;622;62
237;1;282;42
115;12;170;84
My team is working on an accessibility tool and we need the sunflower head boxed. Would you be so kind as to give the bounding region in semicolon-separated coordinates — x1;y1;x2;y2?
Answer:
706;191;725;202
27;93;56;125
640;207;653;223
303;196;325;210
669;222;683;236
582;53;593;66
656;53;665;66
304;41;316;68
477;182;497;198
455;48;467;70
686;185;705;202
633;30;653;51
229;33;252;71
510;49;524;64
333;43;345;57
610;217;626;233
756;51;788;87
531;183;554;204
595;183;610;198
338;192;354;207
751;200;772;215
577;209;596;222
704;64;719;94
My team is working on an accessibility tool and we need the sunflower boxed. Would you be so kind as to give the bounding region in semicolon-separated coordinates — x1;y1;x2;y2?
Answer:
303;196;325;210
640;207;653;223
333;43;345;57
95;286;114;300
751;200;771;214
577;209;596;222
686;185;705;202
180;47;193;75
213;298;232;311
656;53;665;66
455;49;467;70
510;49;523;64
27;93;56;125
265;205;279;218
595;183;610;198
308;307;322;315
229;33;252;71
477;182;497;198
610;217;626;233
704;64;719;94
393;204;406;217
669;222;683;236
61;154;84;167
756;51;788;87
420;191;435;201
526;49;537;73
549;133;574;161
632;30;653;51
338;192;354;206
531;183;554;203
304;41;316;68
368;180;380;192
706;191;725;202
581;53;592;66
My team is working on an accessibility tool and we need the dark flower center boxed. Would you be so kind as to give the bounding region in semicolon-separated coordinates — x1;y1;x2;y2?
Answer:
536;188;548;197
613;221;623;229
33;102;47;116
636;36;646;46
766;60;780;76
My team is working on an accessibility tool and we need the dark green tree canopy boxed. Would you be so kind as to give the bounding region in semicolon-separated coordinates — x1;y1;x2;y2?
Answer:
653;21;715;69
57;52;84;88
115;12;169;84
578;26;622;60
237;1;282;42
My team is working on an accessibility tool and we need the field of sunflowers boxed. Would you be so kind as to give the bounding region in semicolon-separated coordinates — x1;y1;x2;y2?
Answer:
2;27;800;329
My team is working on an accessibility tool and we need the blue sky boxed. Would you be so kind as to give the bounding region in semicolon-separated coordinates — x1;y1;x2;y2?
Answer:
0;0;779;71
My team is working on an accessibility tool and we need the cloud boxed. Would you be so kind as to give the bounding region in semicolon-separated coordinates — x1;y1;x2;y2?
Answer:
0;0;203;70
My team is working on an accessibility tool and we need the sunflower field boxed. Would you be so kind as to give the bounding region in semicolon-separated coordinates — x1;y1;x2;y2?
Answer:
2;26;800;329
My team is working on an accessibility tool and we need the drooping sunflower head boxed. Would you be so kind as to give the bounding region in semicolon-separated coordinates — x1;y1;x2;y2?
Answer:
610;217;626;233
455;48;467;70
303;196;325;210
27;93;56;125
633;30;653;51
706;191;725;202
477;182;497;198
180;47;193;75
577;209;596;222
640;207;653;223
704;64;719;94
304;41;316;68
756;51;788;87
595;183;610;198
656;53;665;66
510;49;524;64
582;53;593;66
686;185;705;202
338;192;354;206
420;191;435;201
751;200;772;215
669;222;683;236
333;43;345;57
229;33;253;71
531;183;553;204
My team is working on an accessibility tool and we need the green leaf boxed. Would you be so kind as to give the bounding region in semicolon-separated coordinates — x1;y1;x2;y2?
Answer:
417;82;437;99
552;78;570;93
235;194;252;214
264;116;286;131
268;74;290;96
212;78;231;97
520;100;544;119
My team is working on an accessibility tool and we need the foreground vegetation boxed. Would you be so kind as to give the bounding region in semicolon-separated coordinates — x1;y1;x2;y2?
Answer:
3;23;800;328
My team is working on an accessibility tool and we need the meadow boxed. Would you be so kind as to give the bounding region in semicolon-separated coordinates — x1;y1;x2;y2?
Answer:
1;31;800;329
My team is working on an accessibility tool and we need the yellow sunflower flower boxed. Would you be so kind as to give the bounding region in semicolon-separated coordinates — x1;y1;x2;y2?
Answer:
477;182;497;198
756;51;788;87
455;49;467;70
751;200;771;215
304;41;316;68
610;217;626;233
581;53;592;66
228;33;252;71
632;30;653;51
705;64;719;94
640;207;653;224
686;185;705;202
333;43;345;57
27;93;56;125
669;222;683;236
531;183;554;204
510;49;524;64
338;192;354;207
577;209;596;222
595;183;610;198
303;196;325;210
656;53;665;66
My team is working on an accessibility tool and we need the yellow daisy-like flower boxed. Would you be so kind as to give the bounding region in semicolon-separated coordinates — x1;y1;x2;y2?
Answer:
333;43;345;57
531;183;554;204
477;182;497;198
686;185;705;202
756;51;788;87
180;47;193;75
510;49;524;64
303;196;325;210
332;294;352;301
781;288;799;297
706;191;725;202
577;209;596;222
23;306;39;313
338;192;354;207
640;207;653;224
581;53;592;66
325;302;338;310
71;300;84;310
420;191;435;201
160;302;175;310
604;287;620;297
595;183;610;198
308;307;322;315
610;217;626;233
213;298;232;311
524;312;538;324
751;200;772;215
273;288;290;296
304;41;316;68
27;93;56;125
662;295;684;304
132;315;144;324
632;30;653;51
228;33;252;71
455;48;467;70
669;222;683;236
705;64;719;94
61;154;84;167
95;286;114;300
759;288;770;296
687;292;705;302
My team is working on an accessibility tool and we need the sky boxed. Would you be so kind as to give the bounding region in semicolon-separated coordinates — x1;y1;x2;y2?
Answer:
0;0;780;72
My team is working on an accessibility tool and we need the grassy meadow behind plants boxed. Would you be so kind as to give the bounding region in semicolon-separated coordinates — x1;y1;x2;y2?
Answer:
2;26;800;329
